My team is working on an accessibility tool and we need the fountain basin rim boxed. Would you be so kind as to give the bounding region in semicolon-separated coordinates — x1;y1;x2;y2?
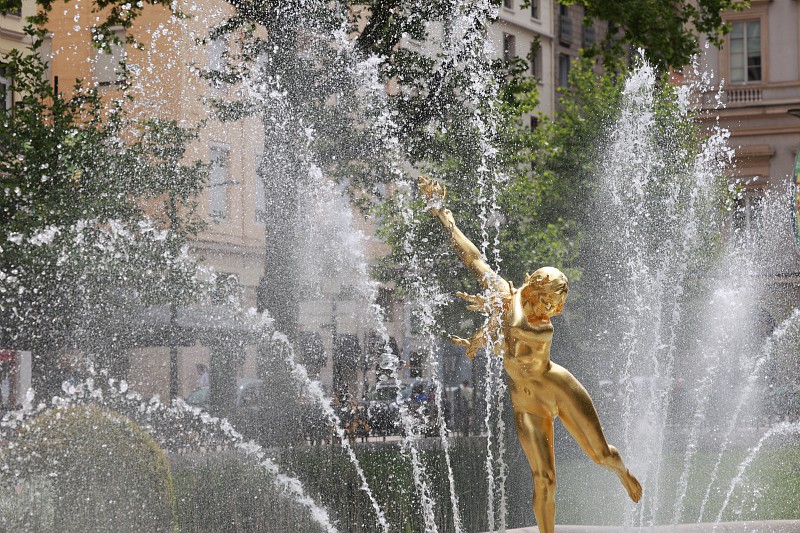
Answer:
502;520;800;532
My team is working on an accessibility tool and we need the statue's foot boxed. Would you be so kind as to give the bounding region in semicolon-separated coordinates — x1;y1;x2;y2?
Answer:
620;470;642;503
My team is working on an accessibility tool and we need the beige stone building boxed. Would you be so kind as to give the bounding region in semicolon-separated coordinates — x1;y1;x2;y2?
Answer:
699;0;800;289
0;0;656;404
492;0;556;118
701;0;800;202
492;0;607;121
0;0;35;109
0;0;615;405
39;1;263;399
0;2;37;407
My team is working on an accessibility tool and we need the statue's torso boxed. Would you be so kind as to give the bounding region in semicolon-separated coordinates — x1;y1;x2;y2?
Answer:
502;289;559;418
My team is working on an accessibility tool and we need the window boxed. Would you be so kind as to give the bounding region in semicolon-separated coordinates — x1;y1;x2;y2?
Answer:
503;33;516;62
730;21;761;83
377;287;395;322
254;150;266;223
732;187;763;235
0;68;12;110
207;38;227;90
239;383;264;407
503;0;513;9
212;272;241;306
583;23;596;48
530;0;539;19
94;29;126;87
2;0;22;17
530;116;539;131
558;54;571;87
559;5;572;44
529;44;541;78
209;145;230;219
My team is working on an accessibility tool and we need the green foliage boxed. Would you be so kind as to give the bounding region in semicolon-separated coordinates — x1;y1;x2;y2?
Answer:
560;0;750;70
371;46;545;334
0;405;177;532
0;0;21;17
172;452;332;532
172;438;535;532
509;55;627;289
0;50;205;236
557;444;800;524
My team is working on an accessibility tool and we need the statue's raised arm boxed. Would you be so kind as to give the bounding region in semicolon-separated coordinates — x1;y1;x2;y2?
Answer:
418;176;510;294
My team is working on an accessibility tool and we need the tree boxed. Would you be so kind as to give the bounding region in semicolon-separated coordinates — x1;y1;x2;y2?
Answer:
211;0;430;335
0;32;207;399
209;1;561;349
558;0;749;70
373;53;544;333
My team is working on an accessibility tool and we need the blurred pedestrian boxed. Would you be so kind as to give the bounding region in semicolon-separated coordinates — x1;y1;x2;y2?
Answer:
457;380;474;436
196;364;209;389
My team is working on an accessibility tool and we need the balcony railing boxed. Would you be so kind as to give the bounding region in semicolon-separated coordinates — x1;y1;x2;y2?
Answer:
726;86;763;104
699;83;800;111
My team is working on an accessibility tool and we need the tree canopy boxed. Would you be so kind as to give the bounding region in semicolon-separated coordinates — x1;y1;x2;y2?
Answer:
562;0;749;69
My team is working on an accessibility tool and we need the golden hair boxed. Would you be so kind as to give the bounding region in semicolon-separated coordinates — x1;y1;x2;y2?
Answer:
521;267;569;315
523;267;569;295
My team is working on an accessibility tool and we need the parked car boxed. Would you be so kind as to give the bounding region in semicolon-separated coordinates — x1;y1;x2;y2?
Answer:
364;379;444;437
364;380;404;437
185;385;210;409
185;378;265;410
404;379;441;437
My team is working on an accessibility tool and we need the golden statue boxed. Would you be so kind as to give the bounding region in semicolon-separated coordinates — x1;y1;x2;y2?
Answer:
418;177;641;533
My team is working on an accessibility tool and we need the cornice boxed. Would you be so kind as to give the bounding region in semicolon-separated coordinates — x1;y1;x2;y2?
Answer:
727;125;800;137
0;26;30;44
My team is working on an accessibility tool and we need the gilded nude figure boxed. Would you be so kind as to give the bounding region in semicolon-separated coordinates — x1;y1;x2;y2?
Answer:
418;177;641;533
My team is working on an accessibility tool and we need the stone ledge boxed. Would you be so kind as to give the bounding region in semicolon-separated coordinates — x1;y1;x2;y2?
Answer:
501;520;800;532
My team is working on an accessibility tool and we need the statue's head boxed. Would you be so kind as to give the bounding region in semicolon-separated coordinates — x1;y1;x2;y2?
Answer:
520;267;569;318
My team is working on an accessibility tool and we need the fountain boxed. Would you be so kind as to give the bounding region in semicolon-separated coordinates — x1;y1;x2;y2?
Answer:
1;0;799;531
548;59;800;530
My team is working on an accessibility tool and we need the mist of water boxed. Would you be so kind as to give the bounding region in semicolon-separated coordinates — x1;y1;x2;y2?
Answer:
575;57;800;528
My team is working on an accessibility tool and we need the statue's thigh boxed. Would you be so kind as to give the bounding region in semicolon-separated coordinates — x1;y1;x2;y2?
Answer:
555;381;611;460
514;410;554;476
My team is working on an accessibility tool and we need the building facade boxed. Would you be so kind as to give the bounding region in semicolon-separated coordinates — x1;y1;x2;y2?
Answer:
491;0;607;123
700;0;800;293
13;1;770;405
492;0;556;117
0;1;36;407
0;0;34;110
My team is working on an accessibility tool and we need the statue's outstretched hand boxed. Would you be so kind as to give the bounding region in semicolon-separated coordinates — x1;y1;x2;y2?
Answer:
418;176;445;206
449;333;484;361
455;291;489;312
418;176;458;229
449;335;470;347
